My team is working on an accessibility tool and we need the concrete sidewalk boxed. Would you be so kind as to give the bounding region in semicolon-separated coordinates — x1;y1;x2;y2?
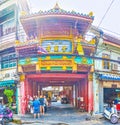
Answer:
11;106;104;125
11;112;104;125
12;115;70;125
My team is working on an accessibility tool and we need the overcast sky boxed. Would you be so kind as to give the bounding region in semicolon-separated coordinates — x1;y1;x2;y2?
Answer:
29;0;120;37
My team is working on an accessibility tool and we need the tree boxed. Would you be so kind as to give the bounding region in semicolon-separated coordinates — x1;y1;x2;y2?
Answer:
4;89;14;107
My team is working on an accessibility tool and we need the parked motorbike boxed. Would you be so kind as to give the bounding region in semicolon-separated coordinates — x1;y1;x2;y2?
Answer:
103;105;119;124
0;118;5;125
0;106;13;125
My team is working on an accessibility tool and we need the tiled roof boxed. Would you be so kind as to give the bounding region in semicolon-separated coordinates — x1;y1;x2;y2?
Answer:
103;34;120;46
21;3;94;20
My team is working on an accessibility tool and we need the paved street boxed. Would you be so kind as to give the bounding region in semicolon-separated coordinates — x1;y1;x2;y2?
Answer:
7;101;120;125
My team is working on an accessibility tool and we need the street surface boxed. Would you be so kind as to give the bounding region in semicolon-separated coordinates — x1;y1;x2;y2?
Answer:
8;101;120;125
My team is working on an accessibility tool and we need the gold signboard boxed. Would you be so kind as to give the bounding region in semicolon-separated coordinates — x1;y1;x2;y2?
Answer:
41;60;72;66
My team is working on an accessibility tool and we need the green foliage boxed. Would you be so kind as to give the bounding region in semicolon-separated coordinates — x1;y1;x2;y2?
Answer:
4;89;14;107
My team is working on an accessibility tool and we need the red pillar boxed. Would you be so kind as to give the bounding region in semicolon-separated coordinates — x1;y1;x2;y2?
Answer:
24;78;29;113
33;82;37;97
88;74;94;112
77;78;88;111
20;80;26;114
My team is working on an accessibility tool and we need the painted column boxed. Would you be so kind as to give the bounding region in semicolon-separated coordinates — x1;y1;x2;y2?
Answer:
32;82;35;97
29;82;33;97
39;85;42;95
77;82;80;108
75;82;79;108
16;83;21;114
99;81;104;112
33;81;37;97
19;74;26;114
73;85;76;107
20;81;26;114
71;86;73;105
38;83;40;97
93;73;99;113
88;73;94;113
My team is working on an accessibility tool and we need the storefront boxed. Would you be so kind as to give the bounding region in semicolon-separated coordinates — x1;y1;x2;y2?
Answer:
0;80;17;105
95;73;120;112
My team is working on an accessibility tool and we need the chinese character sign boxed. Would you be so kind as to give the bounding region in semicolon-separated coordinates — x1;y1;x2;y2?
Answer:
41;40;72;53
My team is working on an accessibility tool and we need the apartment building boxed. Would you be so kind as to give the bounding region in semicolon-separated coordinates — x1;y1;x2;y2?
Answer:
90;26;120;113
0;0;30;112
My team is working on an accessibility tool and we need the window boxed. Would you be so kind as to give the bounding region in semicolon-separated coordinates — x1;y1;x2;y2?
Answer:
1;60;16;69
1;61;9;69
9;60;16;67
1;53;17;69
2;53;16;61
102;54;110;69
3;19;15;35
2;55;9;61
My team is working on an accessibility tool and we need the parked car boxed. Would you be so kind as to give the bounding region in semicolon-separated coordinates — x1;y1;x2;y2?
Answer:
61;97;69;104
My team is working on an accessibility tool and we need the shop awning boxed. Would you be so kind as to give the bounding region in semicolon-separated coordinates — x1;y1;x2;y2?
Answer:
99;73;120;81
0;80;16;87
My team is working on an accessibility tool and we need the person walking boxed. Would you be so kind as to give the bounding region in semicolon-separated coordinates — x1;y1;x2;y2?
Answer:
29;97;33;114
44;96;48;113
39;95;45;115
32;96;40;118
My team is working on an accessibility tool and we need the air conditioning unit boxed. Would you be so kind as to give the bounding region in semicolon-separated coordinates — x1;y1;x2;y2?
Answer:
111;63;118;71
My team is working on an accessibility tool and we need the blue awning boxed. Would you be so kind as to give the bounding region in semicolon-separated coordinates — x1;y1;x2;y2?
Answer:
0;80;15;87
99;74;120;81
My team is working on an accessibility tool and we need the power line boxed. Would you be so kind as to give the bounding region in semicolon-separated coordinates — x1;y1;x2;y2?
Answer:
97;0;115;28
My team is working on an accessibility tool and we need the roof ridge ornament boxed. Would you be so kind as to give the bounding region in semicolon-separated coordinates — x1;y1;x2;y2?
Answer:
54;2;60;10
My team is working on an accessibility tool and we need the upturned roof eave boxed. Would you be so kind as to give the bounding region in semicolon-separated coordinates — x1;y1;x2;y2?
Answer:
20;13;93;23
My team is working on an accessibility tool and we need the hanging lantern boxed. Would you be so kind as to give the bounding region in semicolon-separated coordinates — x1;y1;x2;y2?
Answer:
20;74;25;82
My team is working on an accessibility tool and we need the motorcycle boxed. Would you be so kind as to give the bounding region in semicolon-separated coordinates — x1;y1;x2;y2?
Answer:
103;105;119;124
0;106;13;125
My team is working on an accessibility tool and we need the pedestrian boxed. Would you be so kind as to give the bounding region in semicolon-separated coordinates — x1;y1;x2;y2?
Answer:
29;97;33;114
39;95;45;115
44;96;48;113
48;96;51;106
0;100;3;110
32;96;40;118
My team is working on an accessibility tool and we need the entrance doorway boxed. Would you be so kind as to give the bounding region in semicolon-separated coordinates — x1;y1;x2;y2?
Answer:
104;88;120;105
20;73;89;114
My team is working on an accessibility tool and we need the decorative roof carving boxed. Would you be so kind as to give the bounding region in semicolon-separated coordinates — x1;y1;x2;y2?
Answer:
21;3;94;20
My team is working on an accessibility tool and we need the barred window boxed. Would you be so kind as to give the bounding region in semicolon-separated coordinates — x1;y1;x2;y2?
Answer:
102;53;110;69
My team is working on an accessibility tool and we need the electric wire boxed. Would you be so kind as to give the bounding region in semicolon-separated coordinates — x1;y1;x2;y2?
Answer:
0;1;120;65
97;0;115;28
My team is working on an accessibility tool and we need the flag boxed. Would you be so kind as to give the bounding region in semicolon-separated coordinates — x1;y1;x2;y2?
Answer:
37;46;48;54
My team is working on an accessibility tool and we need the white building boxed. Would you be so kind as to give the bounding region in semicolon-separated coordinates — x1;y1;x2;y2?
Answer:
91;26;120;113
0;0;30;113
